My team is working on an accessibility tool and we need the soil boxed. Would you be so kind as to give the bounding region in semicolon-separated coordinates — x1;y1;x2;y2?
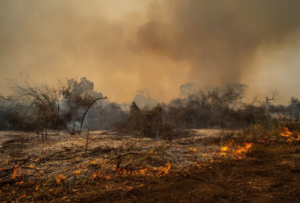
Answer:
1;130;300;202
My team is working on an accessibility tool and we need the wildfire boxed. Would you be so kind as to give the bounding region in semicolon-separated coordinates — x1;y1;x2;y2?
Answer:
17;179;24;185
189;148;197;153
74;164;88;177
90;162;172;181
101;159;107;168
19;194;26;200
11;166;21;179
280;127;300;142
56;174;66;184
75;169;81;177
220;146;229;152
281;127;293;138
90;160;97;165
219;141;253;159
160;162;171;174
92;173;97;180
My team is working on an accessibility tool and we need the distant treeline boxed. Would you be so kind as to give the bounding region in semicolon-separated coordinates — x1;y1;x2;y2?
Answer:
0;78;299;134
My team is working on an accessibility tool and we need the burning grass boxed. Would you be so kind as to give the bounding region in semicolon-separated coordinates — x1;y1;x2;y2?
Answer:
219;141;253;159
1;126;300;202
280;127;300;142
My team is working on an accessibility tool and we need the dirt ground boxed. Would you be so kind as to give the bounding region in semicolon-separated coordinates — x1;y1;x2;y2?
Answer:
1;129;300;202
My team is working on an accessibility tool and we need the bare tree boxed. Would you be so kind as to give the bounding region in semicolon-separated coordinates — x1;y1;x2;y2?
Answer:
7;76;109;135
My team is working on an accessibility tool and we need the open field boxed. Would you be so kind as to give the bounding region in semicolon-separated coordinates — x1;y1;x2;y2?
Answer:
1;129;300;202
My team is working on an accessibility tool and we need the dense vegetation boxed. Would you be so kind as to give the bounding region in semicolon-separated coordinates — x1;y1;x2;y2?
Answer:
1;78;300;137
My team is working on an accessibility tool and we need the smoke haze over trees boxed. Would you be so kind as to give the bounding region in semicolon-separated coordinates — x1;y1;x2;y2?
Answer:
1;1;300;103
1;77;300;137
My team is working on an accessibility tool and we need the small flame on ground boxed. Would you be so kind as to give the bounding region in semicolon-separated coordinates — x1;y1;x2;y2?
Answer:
75;169;81;177
92;174;97;180
219;141;253;159
281;127;293;138
280;127;300;142
90;162;172;180
56;174;66;184
17;180;24;185
161;162;171;174
19;194;26;200
11;166;21;179
101;159;107;168
90;160;97;165
189;148;197;152
220;146;229;152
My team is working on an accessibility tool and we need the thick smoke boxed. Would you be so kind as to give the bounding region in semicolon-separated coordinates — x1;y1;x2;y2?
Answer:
135;0;300;87
1;1;300;103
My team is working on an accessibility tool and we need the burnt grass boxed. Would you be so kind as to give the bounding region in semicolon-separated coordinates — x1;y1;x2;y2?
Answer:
2;137;300;202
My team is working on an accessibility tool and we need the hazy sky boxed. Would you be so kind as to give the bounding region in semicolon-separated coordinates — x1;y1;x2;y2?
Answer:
1;0;300;104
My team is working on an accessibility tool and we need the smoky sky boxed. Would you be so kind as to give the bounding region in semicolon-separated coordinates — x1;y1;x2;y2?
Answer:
1;0;300;103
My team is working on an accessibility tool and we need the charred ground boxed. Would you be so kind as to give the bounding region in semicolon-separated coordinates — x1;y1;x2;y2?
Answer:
1;128;300;202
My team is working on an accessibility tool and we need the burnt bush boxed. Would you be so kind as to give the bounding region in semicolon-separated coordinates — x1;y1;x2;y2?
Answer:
119;102;179;140
167;84;252;129
0;77;112;133
1;78;296;137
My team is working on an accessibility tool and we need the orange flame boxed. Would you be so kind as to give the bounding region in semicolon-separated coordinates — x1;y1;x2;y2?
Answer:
19;194;26;200
92;174;97;180
90;160;97;165
280;127;300;142
11;166;20;179
221;141;234;152
297;132;300;141
219;141;253;159
189;148;197;153
281;127;293;138
162;162;171;174
17;180;24;185
220;146;229;152
75;169;81;177
56;174;66;184
92;162;173;180
101;159;107;168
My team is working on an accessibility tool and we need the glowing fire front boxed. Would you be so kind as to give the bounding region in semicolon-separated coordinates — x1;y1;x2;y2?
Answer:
219;141;253;159
19;140;254;186
11;166;21;179
93;162;172;180
280;127;300;142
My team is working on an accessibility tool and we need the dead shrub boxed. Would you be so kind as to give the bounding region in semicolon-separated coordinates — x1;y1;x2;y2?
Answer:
119;102;178;140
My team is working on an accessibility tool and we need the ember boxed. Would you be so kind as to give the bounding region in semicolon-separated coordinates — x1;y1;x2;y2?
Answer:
75;169;81;177
56;174;66;184
11;166;21;179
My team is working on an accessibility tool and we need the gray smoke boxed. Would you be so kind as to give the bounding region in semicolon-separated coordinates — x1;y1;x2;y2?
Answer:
134;0;300;86
1;1;300;103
